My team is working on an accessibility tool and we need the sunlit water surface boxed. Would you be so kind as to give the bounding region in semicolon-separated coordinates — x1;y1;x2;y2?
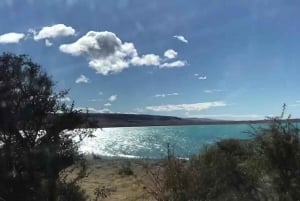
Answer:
77;124;259;158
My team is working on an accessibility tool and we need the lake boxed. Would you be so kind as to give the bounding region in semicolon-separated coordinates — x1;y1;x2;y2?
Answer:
78;124;263;159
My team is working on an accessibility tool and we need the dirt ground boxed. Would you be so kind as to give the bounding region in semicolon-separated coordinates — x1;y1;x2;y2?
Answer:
61;157;165;201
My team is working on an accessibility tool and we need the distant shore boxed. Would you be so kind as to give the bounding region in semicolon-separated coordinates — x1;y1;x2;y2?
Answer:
85;113;300;128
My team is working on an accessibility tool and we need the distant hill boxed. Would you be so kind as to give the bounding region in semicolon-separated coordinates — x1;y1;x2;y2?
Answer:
85;113;300;128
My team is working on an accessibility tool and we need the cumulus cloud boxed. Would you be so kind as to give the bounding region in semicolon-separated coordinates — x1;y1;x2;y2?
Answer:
45;39;53;47
146;101;226;112
108;95;117;102
159;60;186;68
33;24;76;41
131;54;160;66
60;31;187;75
75;74;90;84
164;49;178;59
173;35;188;43
0;32;25;44
154;93;179;98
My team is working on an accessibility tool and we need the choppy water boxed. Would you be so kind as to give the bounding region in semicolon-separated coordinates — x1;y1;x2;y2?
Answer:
78;124;258;158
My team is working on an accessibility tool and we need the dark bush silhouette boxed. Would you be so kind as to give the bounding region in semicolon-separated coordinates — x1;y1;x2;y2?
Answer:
0;53;92;201
252;113;300;200
148;108;300;201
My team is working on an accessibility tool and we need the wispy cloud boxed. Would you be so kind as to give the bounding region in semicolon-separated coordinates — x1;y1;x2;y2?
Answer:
60;31;187;75
173;35;188;43
146;101;226;112
75;74;90;84
59;96;72;102
184;114;266;120
160;60;186;68
154;93;179;98
0;32;25;44
45;39;53;47
289;101;300;107
108;95;117;102
104;103;112;107
32;24;76;41
194;73;207;80
76;107;112;113
204;89;223;93
88;99;102;102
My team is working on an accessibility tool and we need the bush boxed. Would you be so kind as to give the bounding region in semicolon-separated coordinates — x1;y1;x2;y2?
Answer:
0;53;92;201
148;106;300;201
118;161;134;176
252;112;300;200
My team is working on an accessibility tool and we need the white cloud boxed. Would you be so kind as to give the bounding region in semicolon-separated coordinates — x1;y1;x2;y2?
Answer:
75;74;90;84
88;99;102;102
45;39;53;47
160;60;186;68
164;49;178;59
146;101;226;112
60;31;187;75
0;32;25;44
185;114;265;121
204;89;223;93
104;103;112;107
60;31;137;75
194;73;199;76
108;95;117;102
98;108;113;113
33;24;76;40
198;76;207;80
173;35;188;43
76;107;112;113
154;93;179;98
60;97;72;102
131;54;160;66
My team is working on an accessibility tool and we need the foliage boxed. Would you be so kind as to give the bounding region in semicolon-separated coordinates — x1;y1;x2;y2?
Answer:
251;105;300;200
0;53;92;201
148;105;300;201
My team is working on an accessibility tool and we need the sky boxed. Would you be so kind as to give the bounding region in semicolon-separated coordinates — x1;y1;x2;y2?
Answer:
1;0;300;120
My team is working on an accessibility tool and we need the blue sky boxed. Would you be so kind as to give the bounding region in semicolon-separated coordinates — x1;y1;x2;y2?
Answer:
1;0;300;120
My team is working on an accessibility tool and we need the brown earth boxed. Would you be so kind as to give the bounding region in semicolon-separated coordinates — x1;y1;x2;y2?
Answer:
61;157;165;201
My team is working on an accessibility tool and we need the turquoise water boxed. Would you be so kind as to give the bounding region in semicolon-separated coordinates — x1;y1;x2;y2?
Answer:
79;124;259;159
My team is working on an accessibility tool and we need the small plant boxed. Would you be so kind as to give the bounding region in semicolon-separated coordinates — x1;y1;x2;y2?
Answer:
92;153;102;160
92;185;116;201
118;161;134;176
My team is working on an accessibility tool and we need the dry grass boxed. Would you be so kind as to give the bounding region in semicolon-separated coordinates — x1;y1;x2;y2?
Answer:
61;157;163;201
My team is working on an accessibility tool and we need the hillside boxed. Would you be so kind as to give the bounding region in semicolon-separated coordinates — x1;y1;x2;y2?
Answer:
86;113;300;128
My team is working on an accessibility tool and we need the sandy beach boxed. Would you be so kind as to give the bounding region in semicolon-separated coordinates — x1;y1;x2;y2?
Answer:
61;157;164;201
